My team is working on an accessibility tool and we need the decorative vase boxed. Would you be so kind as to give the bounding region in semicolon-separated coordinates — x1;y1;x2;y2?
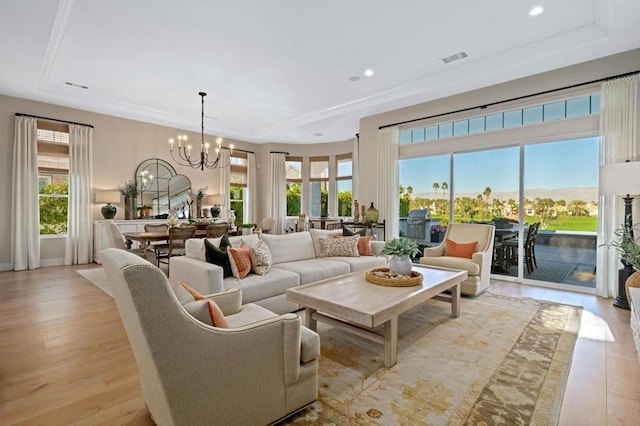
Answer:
389;255;413;275
354;200;360;223
101;203;117;220
167;211;178;227
196;196;203;218
431;231;445;243
626;270;640;303
210;205;221;218
361;205;366;222
124;195;134;220
365;202;379;224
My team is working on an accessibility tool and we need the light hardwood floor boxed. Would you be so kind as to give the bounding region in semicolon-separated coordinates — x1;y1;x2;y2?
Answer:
1;265;638;425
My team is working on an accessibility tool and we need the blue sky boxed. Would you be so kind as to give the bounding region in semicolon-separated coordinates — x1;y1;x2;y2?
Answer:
399;137;599;195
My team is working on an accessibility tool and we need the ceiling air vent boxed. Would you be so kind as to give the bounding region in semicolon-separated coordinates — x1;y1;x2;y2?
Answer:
440;51;468;64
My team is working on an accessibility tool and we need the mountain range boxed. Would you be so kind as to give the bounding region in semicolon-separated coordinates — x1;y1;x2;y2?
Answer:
413;187;598;203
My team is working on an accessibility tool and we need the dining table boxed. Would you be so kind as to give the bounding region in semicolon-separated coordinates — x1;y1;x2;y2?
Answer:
122;229;208;251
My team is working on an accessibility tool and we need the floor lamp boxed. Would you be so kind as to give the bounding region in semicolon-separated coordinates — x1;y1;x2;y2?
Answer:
600;160;640;310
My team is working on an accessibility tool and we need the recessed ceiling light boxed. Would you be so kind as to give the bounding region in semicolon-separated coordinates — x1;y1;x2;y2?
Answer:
529;6;544;16
364;69;374;77
349;76;360;82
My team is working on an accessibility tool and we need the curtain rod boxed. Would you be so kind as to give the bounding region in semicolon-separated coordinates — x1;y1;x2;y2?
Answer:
15;113;94;129
270;151;290;155
220;146;254;154
379;70;640;130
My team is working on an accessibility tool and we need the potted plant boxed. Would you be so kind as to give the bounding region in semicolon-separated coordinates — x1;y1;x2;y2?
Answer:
380;237;420;275
430;224;447;243
608;225;640;302
120;180;139;220
239;223;256;235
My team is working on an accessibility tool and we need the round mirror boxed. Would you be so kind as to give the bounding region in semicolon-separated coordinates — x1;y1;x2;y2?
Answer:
168;174;192;219
134;158;176;218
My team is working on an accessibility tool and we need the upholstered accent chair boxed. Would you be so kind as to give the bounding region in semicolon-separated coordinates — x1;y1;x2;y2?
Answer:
101;248;320;426
419;223;495;295
104;219;147;257
257;216;275;234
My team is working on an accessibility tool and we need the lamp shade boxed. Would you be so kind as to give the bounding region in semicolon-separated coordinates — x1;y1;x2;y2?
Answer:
95;190;121;204
205;194;223;205
599;161;640;196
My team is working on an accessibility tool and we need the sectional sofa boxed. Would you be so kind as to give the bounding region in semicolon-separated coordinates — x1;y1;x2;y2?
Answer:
170;229;387;314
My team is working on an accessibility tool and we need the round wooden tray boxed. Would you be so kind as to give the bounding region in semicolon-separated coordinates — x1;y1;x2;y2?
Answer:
365;267;423;287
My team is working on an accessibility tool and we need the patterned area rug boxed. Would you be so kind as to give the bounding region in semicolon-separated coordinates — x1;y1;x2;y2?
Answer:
282;291;582;425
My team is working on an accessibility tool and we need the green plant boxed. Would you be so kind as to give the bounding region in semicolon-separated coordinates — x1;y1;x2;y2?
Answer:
239;223;255;228
608;225;640;270
380;237;420;257
120;180;138;197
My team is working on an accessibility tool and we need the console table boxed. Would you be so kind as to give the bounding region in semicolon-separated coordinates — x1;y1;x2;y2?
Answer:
341;219;386;241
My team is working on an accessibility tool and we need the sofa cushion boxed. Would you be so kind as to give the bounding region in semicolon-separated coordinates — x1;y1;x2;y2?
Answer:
228;241;252;279
260;232;316;264
250;239;272;275
179;281;228;328
318;235;359;257
310;228;343;256
335;234;374;256
419;256;481;276
330;255;387;272
274;259;350;285
204;237;233;278
224;303;279;328
445;239;478;259
223;268;300;305
186;233;261;261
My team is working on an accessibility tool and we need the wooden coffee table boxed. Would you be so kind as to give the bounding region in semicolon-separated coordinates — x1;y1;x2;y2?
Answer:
286;264;467;367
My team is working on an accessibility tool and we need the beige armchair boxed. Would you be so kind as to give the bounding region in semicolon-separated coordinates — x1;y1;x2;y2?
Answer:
419;223;495;295
101;248;319;426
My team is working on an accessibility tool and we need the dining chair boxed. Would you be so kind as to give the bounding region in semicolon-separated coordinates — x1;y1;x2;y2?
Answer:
144;223;169;253
206;223;229;238
503;222;540;275
104;220;147;258
156;225;197;275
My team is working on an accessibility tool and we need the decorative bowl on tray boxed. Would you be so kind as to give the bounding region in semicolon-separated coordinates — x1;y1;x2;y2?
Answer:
365;267;423;287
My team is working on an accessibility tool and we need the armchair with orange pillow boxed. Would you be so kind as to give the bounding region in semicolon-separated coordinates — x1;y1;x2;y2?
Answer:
419;223;495;295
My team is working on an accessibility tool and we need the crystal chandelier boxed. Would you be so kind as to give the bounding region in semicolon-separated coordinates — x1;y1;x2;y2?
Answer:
169;92;234;170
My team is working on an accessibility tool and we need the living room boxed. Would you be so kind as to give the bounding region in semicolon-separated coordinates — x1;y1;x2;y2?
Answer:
1;1;640;424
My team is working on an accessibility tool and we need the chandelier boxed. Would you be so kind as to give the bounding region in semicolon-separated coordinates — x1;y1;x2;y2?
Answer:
169;91;234;170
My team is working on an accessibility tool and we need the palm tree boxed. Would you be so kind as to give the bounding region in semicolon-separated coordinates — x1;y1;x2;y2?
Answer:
441;182;448;199
432;182;440;198
483;186;492;203
407;186;413;197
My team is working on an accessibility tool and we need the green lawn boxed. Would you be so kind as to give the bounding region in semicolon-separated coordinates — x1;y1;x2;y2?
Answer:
428;214;597;232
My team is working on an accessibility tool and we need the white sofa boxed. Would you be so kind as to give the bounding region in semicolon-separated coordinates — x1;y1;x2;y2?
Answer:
171;229;387;314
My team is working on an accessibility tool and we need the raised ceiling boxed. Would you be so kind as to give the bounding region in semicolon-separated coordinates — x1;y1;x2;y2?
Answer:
0;0;638;144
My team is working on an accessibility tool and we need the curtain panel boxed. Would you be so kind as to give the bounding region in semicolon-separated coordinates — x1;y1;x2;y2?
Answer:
11;116;40;270
597;74;640;298
220;149;231;215
65;124;94;265
377;126;400;239
247;152;258;224
270;153;287;234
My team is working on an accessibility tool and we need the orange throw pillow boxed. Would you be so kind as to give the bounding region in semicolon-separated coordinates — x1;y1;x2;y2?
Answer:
207;300;229;328
179;281;228;328
444;239;478;259
357;235;374;256
228;241;252;279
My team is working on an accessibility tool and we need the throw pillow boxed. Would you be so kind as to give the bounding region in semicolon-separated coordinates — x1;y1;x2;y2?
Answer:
444;239;478;259
227;241;252;279
333;234;375;256
204;236;232;278
179;281;228;328
318;235;360;257
250;239;272;275
342;225;368;237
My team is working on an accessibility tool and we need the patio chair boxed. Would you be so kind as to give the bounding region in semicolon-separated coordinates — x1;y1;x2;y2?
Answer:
503;222;540;275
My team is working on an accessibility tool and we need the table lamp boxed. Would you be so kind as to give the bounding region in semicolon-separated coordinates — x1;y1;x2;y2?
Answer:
206;194;223;218
95;190;121;220
599;160;640;309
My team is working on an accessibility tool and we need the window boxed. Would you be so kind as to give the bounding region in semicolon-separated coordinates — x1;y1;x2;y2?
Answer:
37;121;69;235
336;154;352;216
286;157;302;216
230;154;247;226
398;93;601;144
310;157;329;217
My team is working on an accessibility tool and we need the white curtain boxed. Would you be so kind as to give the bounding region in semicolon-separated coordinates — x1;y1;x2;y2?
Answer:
11;116;40;270
270;153;287;234
352;135;359;207
220;149;231;215
597;74;640;298
65;124;94;265
247;152;258;224
377;126;400;239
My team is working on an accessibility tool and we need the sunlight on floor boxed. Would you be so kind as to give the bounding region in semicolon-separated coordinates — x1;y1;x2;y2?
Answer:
578;309;614;342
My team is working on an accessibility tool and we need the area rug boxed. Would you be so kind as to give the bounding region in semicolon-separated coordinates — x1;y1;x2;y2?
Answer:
282;291;582;425
77;268;112;297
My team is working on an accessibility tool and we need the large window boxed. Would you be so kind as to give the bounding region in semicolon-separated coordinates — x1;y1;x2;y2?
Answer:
230;154;247;226
336;154;352;217
286;157;302;216
37;121;69;235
